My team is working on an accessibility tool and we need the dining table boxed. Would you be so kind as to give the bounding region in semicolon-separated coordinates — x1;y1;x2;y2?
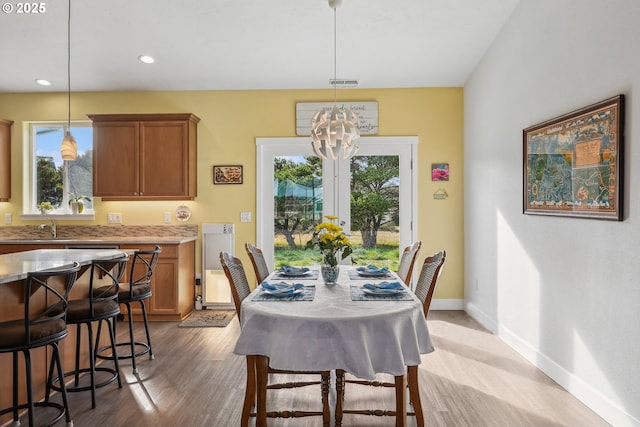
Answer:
233;264;434;427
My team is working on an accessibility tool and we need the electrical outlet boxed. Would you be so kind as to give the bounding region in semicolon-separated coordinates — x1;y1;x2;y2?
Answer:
107;213;122;224
240;211;251;223
4;213;11;225
163;211;171;223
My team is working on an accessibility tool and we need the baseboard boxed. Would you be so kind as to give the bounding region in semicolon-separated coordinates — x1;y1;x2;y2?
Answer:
464;304;640;427
430;298;464;310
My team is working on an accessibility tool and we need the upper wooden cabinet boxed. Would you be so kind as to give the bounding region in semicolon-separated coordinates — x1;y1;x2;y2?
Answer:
89;113;200;200
0;119;13;202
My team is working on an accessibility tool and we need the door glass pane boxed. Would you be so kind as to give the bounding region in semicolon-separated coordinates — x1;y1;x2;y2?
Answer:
273;155;323;268
349;155;400;270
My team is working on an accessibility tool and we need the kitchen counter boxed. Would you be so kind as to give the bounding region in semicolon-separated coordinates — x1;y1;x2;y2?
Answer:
0;235;196;245
0;248;129;284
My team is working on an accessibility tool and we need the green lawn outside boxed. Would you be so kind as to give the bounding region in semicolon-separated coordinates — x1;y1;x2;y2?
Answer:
274;230;400;270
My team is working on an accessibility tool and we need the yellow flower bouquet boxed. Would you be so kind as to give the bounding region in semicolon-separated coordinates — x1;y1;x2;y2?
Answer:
305;215;353;267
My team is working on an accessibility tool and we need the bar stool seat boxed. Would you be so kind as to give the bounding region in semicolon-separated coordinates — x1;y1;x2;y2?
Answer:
0;262;80;427
50;255;128;408
95;246;161;375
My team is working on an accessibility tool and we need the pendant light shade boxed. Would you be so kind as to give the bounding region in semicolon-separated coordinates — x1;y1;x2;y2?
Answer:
310;0;360;160
60;131;77;160
311;105;359;160
60;0;76;160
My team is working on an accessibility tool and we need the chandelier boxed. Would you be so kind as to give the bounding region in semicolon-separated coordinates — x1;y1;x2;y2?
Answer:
60;0;77;160
310;0;360;161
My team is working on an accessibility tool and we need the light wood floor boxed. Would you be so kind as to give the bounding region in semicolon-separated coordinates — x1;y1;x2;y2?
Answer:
24;311;610;427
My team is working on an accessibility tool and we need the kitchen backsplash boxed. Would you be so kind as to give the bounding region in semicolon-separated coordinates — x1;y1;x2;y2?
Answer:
0;225;198;240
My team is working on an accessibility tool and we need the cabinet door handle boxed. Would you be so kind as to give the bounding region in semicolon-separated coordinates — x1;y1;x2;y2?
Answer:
134;192;138;195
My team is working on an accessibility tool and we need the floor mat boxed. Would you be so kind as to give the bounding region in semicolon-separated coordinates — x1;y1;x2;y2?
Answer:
178;310;236;328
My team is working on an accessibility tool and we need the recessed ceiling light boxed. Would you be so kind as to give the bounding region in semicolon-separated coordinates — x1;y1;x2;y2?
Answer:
35;79;51;86
138;55;155;64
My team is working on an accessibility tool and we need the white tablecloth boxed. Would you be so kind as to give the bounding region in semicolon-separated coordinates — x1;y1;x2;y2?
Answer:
233;266;433;380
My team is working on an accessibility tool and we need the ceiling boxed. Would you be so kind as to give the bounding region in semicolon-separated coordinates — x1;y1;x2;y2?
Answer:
0;0;519;93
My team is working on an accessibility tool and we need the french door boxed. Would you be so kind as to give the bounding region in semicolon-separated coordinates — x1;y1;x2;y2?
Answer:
256;136;417;272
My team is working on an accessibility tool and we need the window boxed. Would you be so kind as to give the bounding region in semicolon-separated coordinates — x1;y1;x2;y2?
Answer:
26;122;93;215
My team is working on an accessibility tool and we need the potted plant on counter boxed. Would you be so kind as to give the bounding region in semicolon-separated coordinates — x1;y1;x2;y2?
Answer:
68;193;91;214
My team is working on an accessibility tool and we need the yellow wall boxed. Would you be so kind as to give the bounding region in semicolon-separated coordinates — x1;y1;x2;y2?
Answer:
0;88;464;299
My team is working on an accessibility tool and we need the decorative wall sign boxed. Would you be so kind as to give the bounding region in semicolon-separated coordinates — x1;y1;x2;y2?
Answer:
213;165;243;185
523;95;624;220
431;163;449;181
296;101;378;136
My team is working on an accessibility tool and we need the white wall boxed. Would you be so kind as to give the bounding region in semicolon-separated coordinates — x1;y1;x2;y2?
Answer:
464;1;640;426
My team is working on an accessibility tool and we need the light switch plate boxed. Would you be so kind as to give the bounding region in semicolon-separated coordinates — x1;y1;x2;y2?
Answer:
240;211;251;223
4;213;11;225
163;211;171;223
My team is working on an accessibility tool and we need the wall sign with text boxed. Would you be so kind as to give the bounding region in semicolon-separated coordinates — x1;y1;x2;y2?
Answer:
296;101;379;136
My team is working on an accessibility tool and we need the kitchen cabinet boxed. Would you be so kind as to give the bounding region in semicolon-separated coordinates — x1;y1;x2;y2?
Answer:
0;119;12;202
120;241;195;321
89;113;200;200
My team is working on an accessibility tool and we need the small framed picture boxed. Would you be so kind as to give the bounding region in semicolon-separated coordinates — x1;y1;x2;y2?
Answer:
213;165;243;185
431;163;449;181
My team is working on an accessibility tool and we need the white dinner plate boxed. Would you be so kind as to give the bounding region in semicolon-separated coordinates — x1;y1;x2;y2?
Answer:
280;271;311;277
357;270;388;277
263;288;304;297
362;287;404;296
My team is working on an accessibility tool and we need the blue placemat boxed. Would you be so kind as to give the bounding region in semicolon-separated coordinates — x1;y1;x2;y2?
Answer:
271;270;319;280
348;270;395;280
253;285;316;302
350;284;414;301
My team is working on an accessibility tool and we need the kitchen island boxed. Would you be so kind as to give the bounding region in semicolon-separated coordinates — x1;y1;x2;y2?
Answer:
0;224;197;322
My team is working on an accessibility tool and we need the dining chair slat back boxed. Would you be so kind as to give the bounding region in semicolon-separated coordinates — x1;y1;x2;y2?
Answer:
220;251;252;322
397;241;421;286
414;250;446;316
245;243;270;285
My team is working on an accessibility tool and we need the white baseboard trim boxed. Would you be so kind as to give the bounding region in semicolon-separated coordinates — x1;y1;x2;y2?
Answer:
464;304;640;427
430;298;464;310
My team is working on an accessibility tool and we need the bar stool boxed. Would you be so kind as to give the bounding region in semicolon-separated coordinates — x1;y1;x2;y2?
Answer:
96;246;161;375
0;262;80;427
51;254;129;408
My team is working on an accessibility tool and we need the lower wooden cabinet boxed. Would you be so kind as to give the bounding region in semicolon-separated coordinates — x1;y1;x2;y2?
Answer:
120;241;195;321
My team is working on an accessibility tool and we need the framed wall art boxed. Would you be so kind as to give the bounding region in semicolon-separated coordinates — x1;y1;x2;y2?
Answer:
431;163;449;181
523;95;624;220
213;165;243;185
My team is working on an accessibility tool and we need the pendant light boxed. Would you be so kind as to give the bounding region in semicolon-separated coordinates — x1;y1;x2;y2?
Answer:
310;0;360;161
60;0;77;160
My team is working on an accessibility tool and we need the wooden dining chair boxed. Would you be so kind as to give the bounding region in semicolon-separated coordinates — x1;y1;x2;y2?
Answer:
397;240;422;286
414;250;446;316
338;250;446;427
244;242;270;285
220;251;331;427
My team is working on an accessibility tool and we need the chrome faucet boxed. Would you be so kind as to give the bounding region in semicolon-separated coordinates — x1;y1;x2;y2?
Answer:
39;219;57;238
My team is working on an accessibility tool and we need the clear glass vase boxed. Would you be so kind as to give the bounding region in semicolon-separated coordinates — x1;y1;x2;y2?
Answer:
321;264;340;285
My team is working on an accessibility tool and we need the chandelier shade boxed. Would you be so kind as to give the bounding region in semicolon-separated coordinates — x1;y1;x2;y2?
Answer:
311;105;360;160
310;0;360;160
